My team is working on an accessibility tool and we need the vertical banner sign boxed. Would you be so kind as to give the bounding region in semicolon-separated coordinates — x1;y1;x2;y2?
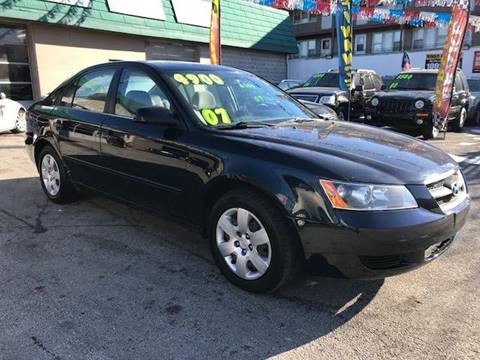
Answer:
209;0;221;65
433;1;469;129
335;0;353;91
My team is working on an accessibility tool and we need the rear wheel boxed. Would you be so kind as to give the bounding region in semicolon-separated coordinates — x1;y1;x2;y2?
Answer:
38;145;75;203
11;109;26;133
452;107;467;132
209;188;302;293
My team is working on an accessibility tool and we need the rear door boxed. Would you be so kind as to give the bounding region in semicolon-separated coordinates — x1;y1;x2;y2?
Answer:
53;66;118;186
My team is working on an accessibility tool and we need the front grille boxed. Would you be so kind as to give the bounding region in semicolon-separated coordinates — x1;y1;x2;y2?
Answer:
379;100;413;113
427;170;467;212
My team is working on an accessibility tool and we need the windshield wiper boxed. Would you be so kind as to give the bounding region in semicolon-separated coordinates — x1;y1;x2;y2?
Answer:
216;121;275;130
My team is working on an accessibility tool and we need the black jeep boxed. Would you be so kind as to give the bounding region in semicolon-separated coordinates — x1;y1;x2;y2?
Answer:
287;69;384;121
364;69;470;139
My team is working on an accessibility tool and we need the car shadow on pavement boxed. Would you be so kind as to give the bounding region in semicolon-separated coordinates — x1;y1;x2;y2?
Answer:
0;177;383;359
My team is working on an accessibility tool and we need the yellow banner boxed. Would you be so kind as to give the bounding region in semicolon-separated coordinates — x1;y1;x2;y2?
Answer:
209;0;221;65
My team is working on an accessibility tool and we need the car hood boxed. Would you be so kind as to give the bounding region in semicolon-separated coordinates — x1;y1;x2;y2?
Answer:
222;121;457;185
375;90;433;100
289;87;343;96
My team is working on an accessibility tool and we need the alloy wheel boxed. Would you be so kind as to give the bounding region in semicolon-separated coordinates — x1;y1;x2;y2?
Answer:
216;208;272;280
15;110;26;132
41;154;61;196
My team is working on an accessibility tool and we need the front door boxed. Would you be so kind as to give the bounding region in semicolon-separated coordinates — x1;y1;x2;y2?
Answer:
98;66;197;218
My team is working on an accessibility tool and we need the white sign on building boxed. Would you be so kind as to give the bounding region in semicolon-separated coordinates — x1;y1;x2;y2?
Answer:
107;0;165;21
47;0;91;7
171;0;211;28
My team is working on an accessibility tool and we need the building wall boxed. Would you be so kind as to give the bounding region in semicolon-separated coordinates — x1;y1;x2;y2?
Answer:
288;46;480;80
222;47;286;83
29;23;146;97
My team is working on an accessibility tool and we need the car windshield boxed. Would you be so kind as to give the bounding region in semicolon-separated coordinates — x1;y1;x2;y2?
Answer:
166;70;314;127
303;72;339;88
389;73;437;91
468;79;480;92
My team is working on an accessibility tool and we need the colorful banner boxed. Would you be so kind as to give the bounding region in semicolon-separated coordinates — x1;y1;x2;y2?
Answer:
247;1;480;31
335;0;353;91
433;2;469;126
209;0;221;65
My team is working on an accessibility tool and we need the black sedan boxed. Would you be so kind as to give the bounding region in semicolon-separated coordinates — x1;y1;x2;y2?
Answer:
26;61;470;293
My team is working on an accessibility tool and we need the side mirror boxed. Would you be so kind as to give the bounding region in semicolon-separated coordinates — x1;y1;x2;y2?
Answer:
134;106;178;126
381;85;387;91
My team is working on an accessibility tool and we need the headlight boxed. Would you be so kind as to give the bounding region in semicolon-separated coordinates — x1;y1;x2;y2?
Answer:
371;97;380;107
320;95;336;105
319;180;418;211
415;100;425;109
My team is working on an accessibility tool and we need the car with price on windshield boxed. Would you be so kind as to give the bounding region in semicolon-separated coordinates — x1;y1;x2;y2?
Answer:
365;69;470;139
26;61;470;293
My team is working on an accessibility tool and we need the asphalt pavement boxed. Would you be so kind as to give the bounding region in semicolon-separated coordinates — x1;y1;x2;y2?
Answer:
0;128;479;360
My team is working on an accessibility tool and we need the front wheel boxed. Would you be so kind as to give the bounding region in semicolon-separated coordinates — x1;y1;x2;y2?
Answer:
209;189;302;293
11;109;26;133
38;145;76;203
452;107;467;132
423;122;440;140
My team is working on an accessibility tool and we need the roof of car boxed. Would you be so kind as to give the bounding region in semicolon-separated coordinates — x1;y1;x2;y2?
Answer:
97;60;241;73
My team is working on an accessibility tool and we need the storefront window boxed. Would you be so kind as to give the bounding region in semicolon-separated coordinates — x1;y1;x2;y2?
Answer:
0;26;33;100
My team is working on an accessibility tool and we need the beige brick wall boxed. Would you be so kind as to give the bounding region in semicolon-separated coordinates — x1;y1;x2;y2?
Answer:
29;23;146;98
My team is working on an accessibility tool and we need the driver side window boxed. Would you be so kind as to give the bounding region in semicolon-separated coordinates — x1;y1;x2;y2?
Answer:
115;69;171;117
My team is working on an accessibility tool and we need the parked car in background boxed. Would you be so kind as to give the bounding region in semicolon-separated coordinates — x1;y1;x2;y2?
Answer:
299;100;338;121
467;78;480;125
288;69;384;121
0;92;26;133
277;79;304;91
26;61;470;293
365;69;470;139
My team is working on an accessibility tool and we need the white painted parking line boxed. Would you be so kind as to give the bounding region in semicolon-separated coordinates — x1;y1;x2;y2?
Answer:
459;142;477;146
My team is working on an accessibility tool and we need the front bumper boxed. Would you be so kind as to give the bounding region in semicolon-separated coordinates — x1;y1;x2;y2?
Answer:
298;198;470;279
364;108;432;130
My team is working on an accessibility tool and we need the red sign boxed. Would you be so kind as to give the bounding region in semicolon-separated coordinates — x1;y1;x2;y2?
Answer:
473;51;480;73
433;4;469;121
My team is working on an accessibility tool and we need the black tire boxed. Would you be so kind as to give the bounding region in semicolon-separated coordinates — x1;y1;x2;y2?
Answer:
38;145;76;203
209;188;302;293
422;122;440;140
452;107;467;132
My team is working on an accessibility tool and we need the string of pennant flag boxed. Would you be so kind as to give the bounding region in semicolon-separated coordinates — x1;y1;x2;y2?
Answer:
247;0;480;31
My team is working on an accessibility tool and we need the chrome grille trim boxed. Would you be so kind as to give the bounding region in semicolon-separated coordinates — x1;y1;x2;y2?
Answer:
427;170;468;213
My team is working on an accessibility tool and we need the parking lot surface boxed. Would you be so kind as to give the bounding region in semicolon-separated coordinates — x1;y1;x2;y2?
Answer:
0;129;479;360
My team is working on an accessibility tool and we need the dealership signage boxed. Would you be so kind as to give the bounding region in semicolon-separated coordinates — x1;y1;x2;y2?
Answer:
425;54;442;70
473;51;480;73
47;0;91;7
106;0;165;20
172;0;211;28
